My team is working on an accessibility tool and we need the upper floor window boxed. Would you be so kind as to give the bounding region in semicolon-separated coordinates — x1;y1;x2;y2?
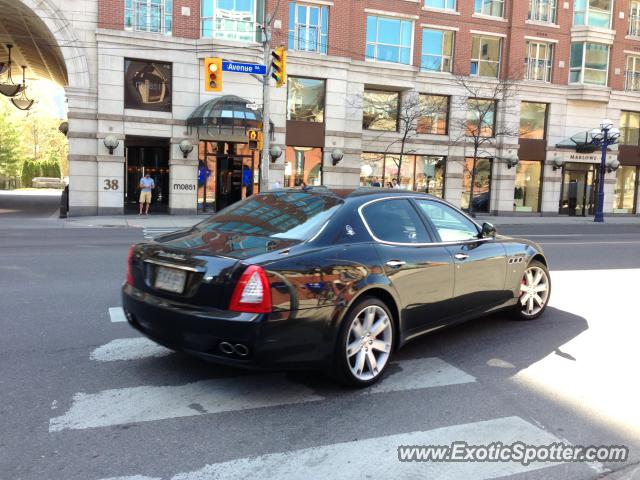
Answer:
417;94;449;135
288;3;328;54
421;29;454;73
625;56;640;92
365;16;413;65
465;99;496;138
569;42;609;85
519;102;548;139
573;0;612;28
362;90;399;131
287;77;326;122
620;111;640;146
202;0;258;42
629;1;640;36
125;0;173;35
474;0;504;17
525;41;553;82
470;35;501;78
528;0;557;23
425;0;456;10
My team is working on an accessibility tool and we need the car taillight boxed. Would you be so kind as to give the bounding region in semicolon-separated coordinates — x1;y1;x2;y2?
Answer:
126;245;135;285
229;265;272;314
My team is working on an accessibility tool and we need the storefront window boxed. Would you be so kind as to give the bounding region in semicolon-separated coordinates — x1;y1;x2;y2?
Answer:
461;157;492;213
613;166;638;214
360;153;445;196
466;99;495;137
284;147;323;187
520;102;547;139
383;155;415;190
124;59;172;112
620;111;640;146
514;160;542;213
362;90;399;131
415;156;446;197
417;95;449;135
360;153;385;186
287;77;326;122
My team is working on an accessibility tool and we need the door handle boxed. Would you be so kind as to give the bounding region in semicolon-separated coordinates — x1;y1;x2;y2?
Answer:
454;253;469;261
386;260;406;268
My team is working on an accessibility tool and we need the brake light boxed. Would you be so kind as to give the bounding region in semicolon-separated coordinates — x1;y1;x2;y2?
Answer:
229;265;272;313
126;245;135;285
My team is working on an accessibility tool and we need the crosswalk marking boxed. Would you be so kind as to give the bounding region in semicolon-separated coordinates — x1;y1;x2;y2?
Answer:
143;227;178;239
90;338;171;362
108;417;564;480
108;307;127;323
50;357;475;432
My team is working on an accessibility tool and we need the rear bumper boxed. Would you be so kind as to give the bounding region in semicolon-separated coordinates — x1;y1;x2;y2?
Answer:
122;284;331;369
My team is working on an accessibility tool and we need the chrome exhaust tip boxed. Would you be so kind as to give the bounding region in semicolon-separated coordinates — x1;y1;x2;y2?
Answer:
219;342;235;355
234;344;250;357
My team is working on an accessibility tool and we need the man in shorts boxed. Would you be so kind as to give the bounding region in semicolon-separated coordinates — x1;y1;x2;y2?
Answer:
139;173;155;216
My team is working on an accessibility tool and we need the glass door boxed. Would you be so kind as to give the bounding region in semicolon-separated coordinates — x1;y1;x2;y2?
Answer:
559;163;598;216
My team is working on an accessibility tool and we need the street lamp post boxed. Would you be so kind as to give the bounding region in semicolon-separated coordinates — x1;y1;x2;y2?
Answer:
590;120;620;223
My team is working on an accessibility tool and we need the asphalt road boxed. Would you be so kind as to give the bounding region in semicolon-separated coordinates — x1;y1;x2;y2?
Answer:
0;190;62;218
1;224;640;480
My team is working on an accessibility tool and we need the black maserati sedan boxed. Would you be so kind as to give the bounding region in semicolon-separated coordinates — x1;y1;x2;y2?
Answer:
122;188;551;387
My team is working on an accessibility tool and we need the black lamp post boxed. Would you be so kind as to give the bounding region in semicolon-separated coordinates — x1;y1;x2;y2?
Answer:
590;120;620;223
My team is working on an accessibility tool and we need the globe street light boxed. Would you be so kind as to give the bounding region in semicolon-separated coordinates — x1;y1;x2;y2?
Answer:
590;120;620;223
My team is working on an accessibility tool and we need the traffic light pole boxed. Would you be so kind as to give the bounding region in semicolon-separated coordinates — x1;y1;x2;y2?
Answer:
260;18;272;193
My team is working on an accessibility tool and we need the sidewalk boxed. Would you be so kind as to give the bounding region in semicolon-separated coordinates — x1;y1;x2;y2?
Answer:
63;214;202;229
476;215;640;226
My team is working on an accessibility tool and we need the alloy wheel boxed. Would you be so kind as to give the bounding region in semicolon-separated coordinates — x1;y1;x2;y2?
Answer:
346;305;393;381
519;266;550;317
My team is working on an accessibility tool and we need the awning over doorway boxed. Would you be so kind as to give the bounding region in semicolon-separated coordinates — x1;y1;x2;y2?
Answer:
186;95;262;129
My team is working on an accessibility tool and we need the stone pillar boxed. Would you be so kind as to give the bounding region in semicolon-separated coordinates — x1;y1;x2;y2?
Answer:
540;160;562;215
444;156;464;208
603;174;616;215
169;142;198;215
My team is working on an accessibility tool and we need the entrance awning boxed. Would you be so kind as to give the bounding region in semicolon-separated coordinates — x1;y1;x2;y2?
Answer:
186;95;273;142
187;95;262;129
555;131;597;153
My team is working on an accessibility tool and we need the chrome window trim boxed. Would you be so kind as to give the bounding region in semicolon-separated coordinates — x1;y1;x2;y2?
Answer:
357;195;491;247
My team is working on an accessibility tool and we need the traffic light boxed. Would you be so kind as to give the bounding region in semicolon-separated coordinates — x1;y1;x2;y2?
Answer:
271;47;287;88
204;57;223;92
247;129;263;150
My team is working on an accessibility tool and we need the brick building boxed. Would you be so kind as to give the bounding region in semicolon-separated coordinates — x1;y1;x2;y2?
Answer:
10;0;640;216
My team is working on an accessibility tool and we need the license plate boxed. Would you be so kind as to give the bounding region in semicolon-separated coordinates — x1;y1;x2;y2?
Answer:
154;266;187;294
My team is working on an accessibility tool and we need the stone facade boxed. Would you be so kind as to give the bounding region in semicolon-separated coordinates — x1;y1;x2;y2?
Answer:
21;0;640;216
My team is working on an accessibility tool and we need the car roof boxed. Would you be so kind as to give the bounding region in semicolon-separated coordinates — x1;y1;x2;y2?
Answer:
270;186;441;202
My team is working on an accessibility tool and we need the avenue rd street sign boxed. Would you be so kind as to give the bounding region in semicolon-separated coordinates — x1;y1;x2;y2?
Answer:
222;61;267;75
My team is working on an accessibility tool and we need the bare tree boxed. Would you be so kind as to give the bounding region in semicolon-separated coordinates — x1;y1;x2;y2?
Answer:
448;74;521;216
353;91;448;187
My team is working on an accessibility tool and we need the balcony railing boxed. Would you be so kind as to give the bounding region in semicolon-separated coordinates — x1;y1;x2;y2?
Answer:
625;71;640;91
125;1;171;35
524;59;552;82
629;15;640;36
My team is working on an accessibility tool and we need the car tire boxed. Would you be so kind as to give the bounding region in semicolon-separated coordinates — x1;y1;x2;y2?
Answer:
333;297;395;388
511;260;551;321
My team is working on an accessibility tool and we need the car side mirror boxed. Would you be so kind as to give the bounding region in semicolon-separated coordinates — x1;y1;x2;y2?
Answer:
481;222;497;238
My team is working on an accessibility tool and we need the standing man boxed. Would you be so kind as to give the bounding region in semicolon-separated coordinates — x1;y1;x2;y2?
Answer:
139;172;155;216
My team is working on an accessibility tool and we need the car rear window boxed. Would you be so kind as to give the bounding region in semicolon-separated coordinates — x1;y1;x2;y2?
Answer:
196;191;343;241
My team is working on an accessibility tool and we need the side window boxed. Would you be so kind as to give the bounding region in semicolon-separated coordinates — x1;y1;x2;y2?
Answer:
362;199;431;244
415;200;479;242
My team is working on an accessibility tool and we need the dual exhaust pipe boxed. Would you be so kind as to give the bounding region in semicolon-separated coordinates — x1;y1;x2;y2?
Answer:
219;341;250;357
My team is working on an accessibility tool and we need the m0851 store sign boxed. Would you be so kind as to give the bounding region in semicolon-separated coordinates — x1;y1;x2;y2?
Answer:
173;183;196;191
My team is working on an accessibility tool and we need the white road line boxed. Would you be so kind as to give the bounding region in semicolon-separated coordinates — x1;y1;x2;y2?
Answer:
90;338;171;362
166;416;563;480
108;307;127;323
49;357;475;431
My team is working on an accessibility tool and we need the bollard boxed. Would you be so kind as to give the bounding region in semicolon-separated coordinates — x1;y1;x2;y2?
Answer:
59;185;69;218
